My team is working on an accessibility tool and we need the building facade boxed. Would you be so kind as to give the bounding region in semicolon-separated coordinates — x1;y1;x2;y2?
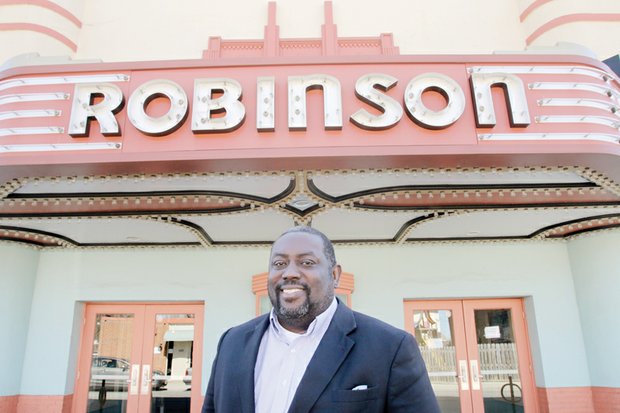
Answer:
1;1;620;412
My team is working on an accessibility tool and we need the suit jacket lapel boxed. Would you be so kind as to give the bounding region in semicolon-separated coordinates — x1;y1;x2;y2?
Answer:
237;316;270;413
287;303;357;413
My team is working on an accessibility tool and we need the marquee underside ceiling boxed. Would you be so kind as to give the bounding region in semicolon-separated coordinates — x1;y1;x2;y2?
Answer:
2;166;620;249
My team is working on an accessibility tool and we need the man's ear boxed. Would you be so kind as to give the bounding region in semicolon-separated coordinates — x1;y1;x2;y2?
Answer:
332;264;342;287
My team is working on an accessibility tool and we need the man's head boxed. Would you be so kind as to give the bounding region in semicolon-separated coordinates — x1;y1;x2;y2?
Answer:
267;226;341;333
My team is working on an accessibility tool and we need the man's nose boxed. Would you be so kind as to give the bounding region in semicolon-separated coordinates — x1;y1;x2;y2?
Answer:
282;263;301;279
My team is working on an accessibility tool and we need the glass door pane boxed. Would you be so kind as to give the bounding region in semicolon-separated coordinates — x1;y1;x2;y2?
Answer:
148;313;194;413
405;300;472;413
407;299;535;413
76;303;204;413
87;313;136;413
472;308;523;413
140;304;204;413
414;309;462;413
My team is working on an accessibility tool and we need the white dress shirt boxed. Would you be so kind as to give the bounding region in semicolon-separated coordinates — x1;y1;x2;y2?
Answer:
254;298;338;413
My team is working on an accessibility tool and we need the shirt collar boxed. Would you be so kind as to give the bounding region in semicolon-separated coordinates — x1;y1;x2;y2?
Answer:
269;297;338;340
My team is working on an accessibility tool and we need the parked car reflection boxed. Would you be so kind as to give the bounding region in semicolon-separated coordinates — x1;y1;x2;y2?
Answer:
183;367;192;387
90;356;167;390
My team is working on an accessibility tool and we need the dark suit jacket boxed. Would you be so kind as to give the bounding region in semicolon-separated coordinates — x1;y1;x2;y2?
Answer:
202;301;440;413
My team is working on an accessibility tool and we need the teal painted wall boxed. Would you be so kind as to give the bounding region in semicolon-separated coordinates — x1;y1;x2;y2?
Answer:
336;241;589;388
0;244;39;396
15;238;600;395
567;230;620;387
18;247;267;395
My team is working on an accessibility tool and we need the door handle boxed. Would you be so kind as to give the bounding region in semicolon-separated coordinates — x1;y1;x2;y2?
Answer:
470;359;481;390
458;359;470;391
140;364;151;395
129;364;140;395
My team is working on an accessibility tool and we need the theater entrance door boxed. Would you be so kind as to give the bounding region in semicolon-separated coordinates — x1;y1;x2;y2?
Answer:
404;299;538;413
72;303;204;413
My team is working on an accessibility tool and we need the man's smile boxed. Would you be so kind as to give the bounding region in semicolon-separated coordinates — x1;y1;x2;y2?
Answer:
279;285;308;300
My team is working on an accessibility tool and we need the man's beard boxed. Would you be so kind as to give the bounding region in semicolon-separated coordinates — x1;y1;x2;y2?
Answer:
271;284;312;321
269;283;334;328
276;291;311;320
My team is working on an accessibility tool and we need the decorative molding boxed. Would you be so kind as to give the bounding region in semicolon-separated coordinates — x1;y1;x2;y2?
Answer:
1;166;620;248
0;22;77;51
529;213;620;238
165;217;213;247
527;13;620;45
0;0;82;27
0;224;75;247
394;214;440;244
520;0;555;22
203;1;399;60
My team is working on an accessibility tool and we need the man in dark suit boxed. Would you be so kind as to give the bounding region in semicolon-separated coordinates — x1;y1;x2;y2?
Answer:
202;226;440;413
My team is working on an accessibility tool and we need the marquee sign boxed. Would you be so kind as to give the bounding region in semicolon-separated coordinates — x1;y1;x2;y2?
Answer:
0;57;619;173
66;70;530;137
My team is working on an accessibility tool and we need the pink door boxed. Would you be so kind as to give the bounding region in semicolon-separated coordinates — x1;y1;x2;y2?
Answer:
73;303;204;413
404;298;538;413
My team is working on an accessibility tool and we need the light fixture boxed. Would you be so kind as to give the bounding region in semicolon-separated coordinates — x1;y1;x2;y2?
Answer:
287;194;318;211
0;92;69;106
0;142;122;152
0;109;61;121
0;74;129;92
470;65;613;81
0;126;64;137
478;133;619;144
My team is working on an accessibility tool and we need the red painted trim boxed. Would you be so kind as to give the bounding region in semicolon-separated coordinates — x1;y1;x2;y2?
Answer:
322;1;337;56
527;13;620;45
537;387;595;413
0;395;73;413
0;22;77;51
264;1;279;57
0;0;82;27
520;0;554;22
0;52;614;80
539;386;620;412
19;394;72;413
592;386;620;412
205;1;396;59
0;396;18;413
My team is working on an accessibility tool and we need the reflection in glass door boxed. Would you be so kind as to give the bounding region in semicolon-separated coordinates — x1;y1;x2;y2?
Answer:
87;313;140;413
405;299;536;413
73;304;204;413
141;306;201;413
462;300;531;413
411;301;471;413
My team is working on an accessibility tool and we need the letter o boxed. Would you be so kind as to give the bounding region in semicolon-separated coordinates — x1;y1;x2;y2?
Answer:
404;73;465;129
127;79;188;136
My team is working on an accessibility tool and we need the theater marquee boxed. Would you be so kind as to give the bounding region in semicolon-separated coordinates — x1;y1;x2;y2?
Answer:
1;55;619;181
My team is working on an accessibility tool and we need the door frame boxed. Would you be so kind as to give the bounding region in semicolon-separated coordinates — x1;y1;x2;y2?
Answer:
404;298;539;413
71;302;204;413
